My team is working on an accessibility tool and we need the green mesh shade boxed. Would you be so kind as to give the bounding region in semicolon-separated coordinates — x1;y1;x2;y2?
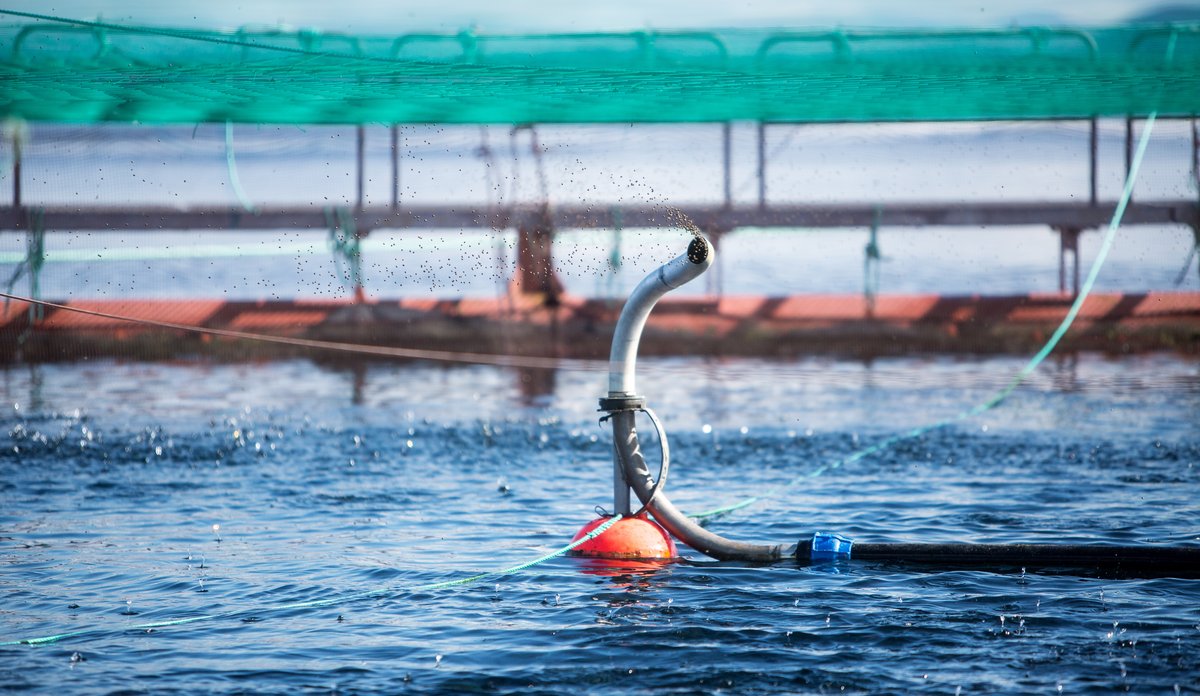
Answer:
1;13;1198;125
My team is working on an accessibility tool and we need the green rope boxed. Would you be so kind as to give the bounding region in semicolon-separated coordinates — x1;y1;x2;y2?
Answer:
224;121;257;213
863;206;882;313
3;208;45;323
691;113;1161;522
610;207;623;273
0;515;623;647
601;206;623;299
325;207;363;293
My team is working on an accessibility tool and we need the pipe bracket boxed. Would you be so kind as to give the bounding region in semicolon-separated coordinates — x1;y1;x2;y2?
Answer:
599;395;647;412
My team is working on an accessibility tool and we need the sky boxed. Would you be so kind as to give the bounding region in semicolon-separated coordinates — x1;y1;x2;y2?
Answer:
6;0;1199;33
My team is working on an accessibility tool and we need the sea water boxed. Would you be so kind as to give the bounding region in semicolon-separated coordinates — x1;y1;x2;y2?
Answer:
1;355;1197;694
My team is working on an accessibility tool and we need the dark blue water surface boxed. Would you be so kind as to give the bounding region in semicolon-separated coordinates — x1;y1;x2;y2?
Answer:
1;355;1198;694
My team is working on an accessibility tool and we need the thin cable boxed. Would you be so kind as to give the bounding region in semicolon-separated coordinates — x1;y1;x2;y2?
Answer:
0;515;623;647
692;111;1161;521
0;291;606;373
629;407;671;518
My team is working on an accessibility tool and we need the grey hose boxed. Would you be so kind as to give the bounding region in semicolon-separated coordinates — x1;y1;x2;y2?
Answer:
611;410;793;562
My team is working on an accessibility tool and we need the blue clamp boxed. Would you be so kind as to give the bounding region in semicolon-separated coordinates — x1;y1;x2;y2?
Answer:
810;532;853;561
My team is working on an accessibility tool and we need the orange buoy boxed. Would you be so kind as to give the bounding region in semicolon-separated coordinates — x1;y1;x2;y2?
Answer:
567;514;677;560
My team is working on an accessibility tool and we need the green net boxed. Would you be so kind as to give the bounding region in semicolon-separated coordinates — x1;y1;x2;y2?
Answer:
0;11;1198;125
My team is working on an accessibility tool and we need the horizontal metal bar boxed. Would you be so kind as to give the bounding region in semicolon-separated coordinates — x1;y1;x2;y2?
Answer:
0;201;1196;233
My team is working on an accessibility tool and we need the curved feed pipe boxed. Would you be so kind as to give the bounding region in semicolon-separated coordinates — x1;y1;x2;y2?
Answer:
607;235;712;397
604;234;793;562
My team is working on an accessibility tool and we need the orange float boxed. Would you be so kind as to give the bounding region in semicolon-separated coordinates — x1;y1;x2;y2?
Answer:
567;514;677;560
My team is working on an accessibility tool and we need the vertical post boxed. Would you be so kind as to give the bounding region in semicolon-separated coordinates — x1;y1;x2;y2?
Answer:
865;209;882;318
610;412;634;517
355;125;365;211
391;124;400;210
1124;117;1133;204
1088;117;1098;206
1073;235;1081;297
1058;231;1065;293
354;238;366;306
12;126;21;209
1057;227;1081;297
511;205;563;305
722;122;732;209
1192;118;1198;190
757;121;766;209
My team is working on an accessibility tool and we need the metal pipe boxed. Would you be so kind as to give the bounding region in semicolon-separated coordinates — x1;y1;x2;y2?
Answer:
5;201;1194;233
607;235;712;396
606;235;712;515
611;438;631;516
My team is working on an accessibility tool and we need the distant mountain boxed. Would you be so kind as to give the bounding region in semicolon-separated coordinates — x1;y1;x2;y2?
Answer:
1129;3;1200;22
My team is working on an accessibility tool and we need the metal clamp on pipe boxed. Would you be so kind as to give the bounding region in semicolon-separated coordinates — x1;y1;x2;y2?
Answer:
598;395;646;412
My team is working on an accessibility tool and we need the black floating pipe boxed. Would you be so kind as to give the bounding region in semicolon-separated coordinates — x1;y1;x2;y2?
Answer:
804;535;1200;577
852;542;1200;575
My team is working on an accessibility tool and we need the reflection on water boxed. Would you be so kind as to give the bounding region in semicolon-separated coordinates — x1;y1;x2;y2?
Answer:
1;353;1197;438
516;366;557;406
571;557;675;580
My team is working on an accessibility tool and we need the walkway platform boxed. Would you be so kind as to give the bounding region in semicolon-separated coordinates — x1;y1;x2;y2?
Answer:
2;201;1197;232
2;291;1197;363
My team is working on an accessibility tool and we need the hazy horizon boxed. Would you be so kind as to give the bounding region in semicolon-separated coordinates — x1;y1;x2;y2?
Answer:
6;0;1199;34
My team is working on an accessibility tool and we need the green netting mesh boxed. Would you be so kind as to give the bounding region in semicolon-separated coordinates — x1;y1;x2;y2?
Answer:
1;11;1198;125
